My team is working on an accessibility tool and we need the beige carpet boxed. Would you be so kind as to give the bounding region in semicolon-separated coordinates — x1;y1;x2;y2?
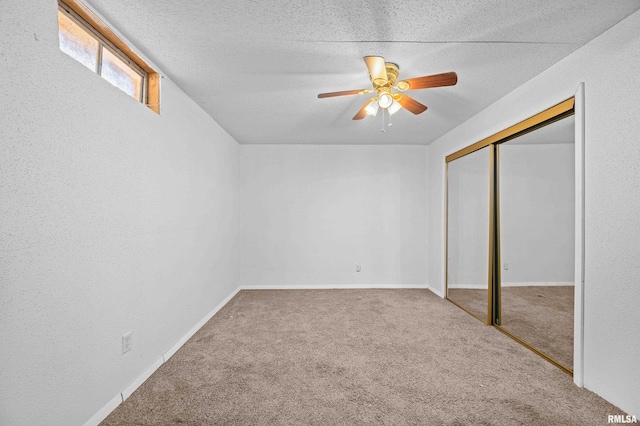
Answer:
101;289;624;425
448;286;573;370
447;287;489;322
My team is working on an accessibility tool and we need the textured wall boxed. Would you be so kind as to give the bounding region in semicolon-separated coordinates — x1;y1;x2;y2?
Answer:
426;10;640;416
0;2;239;425
239;145;428;288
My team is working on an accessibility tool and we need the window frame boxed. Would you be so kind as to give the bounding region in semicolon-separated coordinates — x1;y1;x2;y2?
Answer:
57;0;160;113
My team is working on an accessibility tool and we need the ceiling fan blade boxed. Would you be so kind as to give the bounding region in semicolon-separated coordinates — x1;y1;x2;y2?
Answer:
398;72;458;90
353;100;372;120
395;93;428;115
364;56;388;86
318;89;370;99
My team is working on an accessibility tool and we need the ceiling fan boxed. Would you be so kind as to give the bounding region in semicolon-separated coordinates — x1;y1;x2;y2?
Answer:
318;56;457;120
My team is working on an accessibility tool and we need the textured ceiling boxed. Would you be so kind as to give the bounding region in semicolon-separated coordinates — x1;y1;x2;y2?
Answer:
86;0;640;145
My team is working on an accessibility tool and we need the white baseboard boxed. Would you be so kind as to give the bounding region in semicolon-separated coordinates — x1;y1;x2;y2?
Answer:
426;285;445;298
449;281;574;290
122;357;164;401
82;393;122;426
163;287;241;362
501;281;574;287
83;286;241;426
240;284;429;290
447;284;485;290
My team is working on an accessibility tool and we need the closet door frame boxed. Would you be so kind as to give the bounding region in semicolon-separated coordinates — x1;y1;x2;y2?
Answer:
445;146;494;325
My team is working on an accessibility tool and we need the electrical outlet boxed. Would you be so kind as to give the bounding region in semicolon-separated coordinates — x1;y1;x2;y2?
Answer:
355;263;361;272
122;332;132;354
504;262;509;270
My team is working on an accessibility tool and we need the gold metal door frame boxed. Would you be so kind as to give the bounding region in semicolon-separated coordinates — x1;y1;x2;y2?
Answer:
487;144;496;326
445;147;493;325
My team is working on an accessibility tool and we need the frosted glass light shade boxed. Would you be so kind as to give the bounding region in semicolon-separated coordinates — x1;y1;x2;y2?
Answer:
377;92;393;109
365;99;379;116
388;99;402;115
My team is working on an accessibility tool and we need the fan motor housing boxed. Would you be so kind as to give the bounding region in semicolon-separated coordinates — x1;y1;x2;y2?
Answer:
385;63;400;87
370;62;400;88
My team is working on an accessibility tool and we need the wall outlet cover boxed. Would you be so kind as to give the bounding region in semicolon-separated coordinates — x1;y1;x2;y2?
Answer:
122;332;132;354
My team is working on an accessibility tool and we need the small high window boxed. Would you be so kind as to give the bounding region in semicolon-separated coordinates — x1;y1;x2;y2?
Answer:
57;0;160;113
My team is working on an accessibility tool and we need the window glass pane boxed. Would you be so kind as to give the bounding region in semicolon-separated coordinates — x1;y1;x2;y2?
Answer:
100;48;143;101
58;10;99;72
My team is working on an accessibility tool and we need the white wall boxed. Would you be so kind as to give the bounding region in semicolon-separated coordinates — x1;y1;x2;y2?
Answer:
240;145;428;288
0;2;239;425
427;10;640;416
500;142;575;285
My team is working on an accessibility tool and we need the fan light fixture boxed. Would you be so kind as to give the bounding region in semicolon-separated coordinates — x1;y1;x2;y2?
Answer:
388;99;401;115
365;98;379;116
317;56;458;122
377;92;393;109
365;96;400;117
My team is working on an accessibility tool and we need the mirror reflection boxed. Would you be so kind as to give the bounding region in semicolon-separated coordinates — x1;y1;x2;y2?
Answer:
447;146;491;322
498;115;575;370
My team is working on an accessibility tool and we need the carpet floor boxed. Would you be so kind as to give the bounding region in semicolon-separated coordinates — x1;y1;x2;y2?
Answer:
447;286;573;370
101;289;624;425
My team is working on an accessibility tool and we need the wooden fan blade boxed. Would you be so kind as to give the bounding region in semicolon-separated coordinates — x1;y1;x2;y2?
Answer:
318;89;370;98
353;100;372;120
399;72;458;90
364;56;388;86
395;94;428;115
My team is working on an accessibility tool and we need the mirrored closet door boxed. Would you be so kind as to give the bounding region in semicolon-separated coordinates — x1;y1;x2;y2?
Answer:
497;115;575;371
445;98;576;374
446;145;492;324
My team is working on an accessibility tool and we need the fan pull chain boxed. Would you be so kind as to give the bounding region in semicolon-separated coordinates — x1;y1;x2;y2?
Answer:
381;109;393;132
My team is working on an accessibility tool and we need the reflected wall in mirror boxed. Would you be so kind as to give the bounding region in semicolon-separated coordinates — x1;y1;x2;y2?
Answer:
447;146;491;323
498;115;575;370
